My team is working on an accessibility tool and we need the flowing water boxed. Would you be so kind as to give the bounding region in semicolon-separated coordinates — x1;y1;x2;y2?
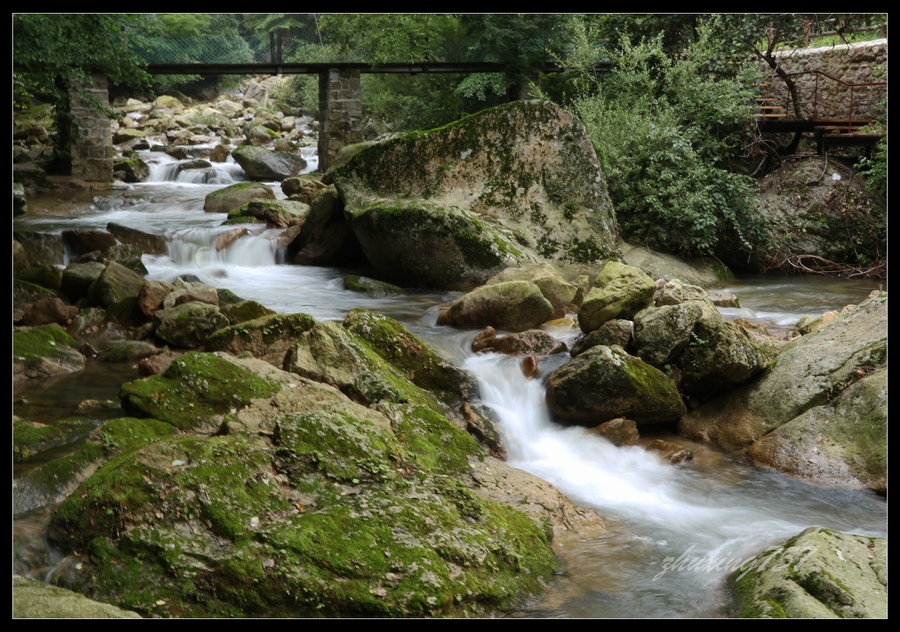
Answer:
13;153;886;617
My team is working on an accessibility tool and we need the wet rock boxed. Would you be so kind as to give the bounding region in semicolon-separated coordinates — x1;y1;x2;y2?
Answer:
588;417;640;447
96;340;160;363
62;229;117;257
106;222;168;256
471;326;567;356
137;280;174;317
343;275;403;298
61;262;106;303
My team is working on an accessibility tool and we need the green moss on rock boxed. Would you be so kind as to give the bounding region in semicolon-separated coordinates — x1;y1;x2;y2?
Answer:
119;351;281;430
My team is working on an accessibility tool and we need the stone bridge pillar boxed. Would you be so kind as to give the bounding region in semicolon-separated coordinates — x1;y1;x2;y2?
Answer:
69;73;114;182
317;68;363;171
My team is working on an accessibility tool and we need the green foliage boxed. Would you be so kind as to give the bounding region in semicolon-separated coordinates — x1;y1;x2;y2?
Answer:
568;25;769;258
14;14;152;170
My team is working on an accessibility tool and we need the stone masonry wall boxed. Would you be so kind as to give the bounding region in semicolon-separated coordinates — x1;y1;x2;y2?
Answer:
317;69;363;171
69;73;114;182
760;39;887;121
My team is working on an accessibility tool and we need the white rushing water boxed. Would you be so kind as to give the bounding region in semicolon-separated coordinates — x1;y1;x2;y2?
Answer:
14;156;885;617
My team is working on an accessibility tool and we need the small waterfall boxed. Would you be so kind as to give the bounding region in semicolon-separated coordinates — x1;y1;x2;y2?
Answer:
164;226;282;269
143;151;246;184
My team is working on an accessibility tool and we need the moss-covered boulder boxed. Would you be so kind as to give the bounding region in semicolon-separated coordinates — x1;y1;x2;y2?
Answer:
343;308;475;404
227;198;310;228
545;345;686;426
283;320;415;406
231;145;306;181
485;262;580;319
154;302;230;349
47;354;562;617
13;324;85;382
14;417;177;516
119;351;281;431
88;262;146;309
633;284;768;399
728;527;886;618
204;312;317;366
329;100;619;291
203;181;275;214
746;367;886;493
17;264;63;292
578;262;657;334
436;280;555;332
113;157;149;183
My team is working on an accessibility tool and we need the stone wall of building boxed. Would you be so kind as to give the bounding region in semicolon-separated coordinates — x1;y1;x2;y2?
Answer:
760;39;886;121
69;73;114;182
317;69;363;171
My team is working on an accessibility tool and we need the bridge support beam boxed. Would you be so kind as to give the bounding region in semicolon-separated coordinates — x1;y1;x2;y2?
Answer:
317;68;363;171
69;73;114;182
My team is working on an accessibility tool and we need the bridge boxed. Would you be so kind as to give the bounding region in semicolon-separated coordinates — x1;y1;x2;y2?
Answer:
142;59;612;171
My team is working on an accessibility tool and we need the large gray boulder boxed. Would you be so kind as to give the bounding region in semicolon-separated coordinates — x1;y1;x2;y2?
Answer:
678;292;886;491
546;345;686;426
728;527;886;618
329;100;619;291
232;145;306;181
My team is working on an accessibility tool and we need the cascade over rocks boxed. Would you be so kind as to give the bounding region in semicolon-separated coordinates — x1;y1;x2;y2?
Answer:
329;100;619;291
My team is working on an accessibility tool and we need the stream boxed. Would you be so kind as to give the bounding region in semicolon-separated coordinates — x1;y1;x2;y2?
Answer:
13;150;886;617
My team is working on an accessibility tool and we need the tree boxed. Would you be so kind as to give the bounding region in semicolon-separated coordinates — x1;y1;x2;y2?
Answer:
14;14;152;172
